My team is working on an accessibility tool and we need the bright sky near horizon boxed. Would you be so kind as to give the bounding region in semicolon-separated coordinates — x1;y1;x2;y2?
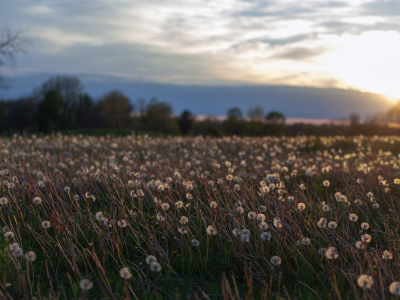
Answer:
1;0;400;100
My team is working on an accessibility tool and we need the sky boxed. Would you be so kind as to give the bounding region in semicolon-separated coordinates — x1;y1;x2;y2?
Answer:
0;0;399;116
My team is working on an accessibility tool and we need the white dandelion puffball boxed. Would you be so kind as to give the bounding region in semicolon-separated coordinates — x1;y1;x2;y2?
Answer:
241;234;250;242
361;222;369;230
191;239;200;246
95;212;103;221
156;213;165;221
382;250;393;260
4;232;14;238
145;255;157;265
241;229;250;236
357;275;373;289
256;214;266;222
273;217;282;228
389;282;400;295
32;197;42;205
13;247;23;257
348;214;358;222
361;234;372;243
261;232;271;241
271;256;282;266
323;180;330;187
206;225;217;235
248;212;256;219
325;247;338;260
0;197;8;205
328;221;337;229
232;228;241;238
318;218;327;228
356;241;366;249
25;251;36;262
150;261;162;272
297;203;306;211
180;216;189;225
119;267;132;279
259;205;266;212
42;221;51;229
175;201;183;208
118;220;127;228
80;279;93;290
210;201;218;209
259;222;269;230
178;226;188;234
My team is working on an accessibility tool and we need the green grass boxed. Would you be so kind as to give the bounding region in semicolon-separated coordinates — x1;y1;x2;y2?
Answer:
0;135;399;299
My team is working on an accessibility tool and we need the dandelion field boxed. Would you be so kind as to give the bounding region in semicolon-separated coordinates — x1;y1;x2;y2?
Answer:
1;134;400;299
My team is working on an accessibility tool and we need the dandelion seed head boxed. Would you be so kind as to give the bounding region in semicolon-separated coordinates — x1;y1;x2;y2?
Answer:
32;197;42;205
318;218;327;228
357;275;373;289
325;247;338;259
271;256;282;266
261;232;271;241
118;220;127;228
41;221;51;229
80;279;93;290
150;261;162;272
349;214;358;222
389;282;400;295
328;221;337;229
191;239;200;247
361;234;372;243
119;267;132;279
25;251;36;262
209;201;218;209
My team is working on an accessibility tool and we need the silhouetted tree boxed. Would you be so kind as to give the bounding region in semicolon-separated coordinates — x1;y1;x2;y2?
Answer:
35;90;64;132
203;116;221;137
223;107;244;135
96;91;132;128
265;111;285;136
247;105;264;119
0;26;31;88
178;110;194;135
138;98;178;133
227;107;243;119
34;76;93;130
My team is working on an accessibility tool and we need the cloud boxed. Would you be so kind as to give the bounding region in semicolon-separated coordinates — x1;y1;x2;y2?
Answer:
362;0;400;15
1;0;400;98
274;47;326;61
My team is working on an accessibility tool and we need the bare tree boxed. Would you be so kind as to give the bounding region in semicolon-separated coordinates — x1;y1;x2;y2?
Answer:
0;25;31;88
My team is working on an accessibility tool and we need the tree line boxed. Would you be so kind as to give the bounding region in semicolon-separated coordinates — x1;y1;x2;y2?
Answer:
1;75;400;137
0;75;288;136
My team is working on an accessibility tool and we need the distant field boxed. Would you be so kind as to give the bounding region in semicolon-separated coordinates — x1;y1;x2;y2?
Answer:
1;134;400;299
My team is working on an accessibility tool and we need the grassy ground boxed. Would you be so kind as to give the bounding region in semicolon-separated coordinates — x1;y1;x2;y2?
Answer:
0;134;399;299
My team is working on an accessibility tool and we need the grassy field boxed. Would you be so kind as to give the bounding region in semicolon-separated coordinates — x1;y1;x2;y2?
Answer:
0;133;400;299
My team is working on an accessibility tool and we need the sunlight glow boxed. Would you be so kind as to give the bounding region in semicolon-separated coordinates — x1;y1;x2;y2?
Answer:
323;31;400;100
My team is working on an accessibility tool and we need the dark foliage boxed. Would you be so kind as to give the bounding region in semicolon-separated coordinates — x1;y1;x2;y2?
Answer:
178;110;194;135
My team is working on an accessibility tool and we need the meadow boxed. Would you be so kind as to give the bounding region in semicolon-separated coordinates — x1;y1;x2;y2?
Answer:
0;133;400;299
